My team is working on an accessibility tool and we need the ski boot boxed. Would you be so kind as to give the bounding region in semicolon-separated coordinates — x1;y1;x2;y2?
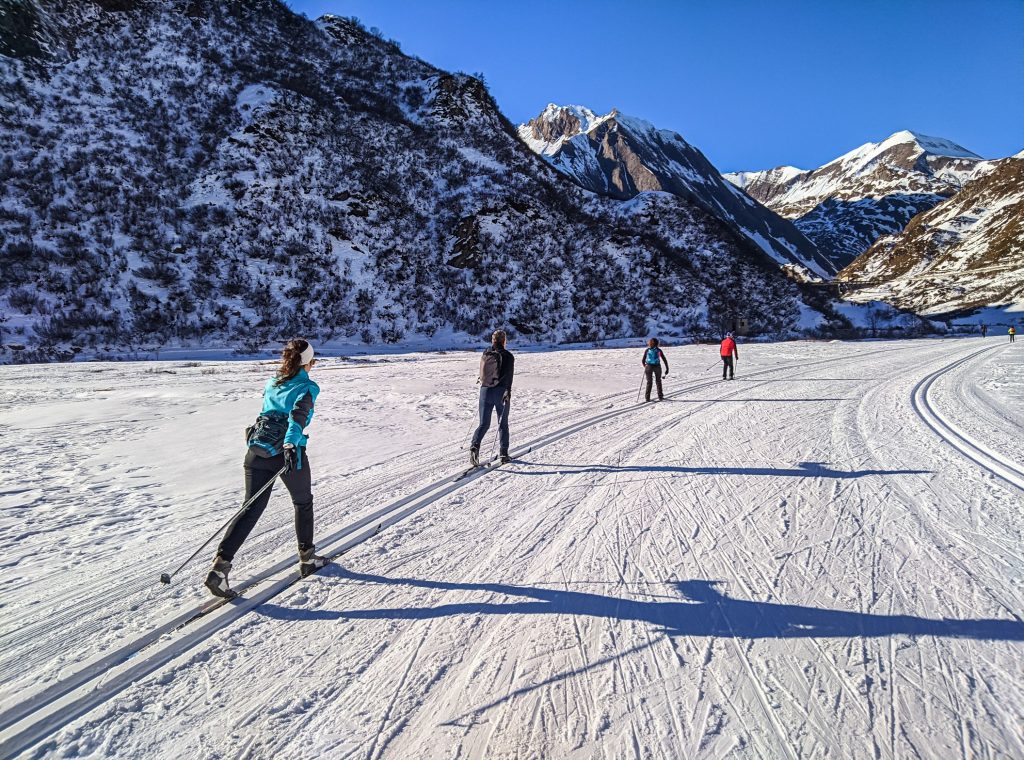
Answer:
500;451;511;464
299;545;330;578
205;555;237;599
469;446;480;467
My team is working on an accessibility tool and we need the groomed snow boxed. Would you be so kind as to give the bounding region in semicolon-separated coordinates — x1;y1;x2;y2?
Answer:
1;339;1022;758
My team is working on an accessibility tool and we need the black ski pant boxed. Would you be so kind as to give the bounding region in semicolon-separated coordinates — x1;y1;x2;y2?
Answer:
217;448;314;562
722;356;735;379
1011;334;1016;343
644;364;663;400
472;385;510;453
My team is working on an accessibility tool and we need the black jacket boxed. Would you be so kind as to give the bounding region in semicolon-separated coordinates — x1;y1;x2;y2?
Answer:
494;347;515;391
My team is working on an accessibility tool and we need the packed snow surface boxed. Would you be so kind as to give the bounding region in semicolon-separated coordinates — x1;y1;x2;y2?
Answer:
1;339;1022;758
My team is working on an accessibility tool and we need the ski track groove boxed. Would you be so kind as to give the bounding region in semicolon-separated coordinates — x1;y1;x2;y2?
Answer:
850;341;1022;757
0;382;633;682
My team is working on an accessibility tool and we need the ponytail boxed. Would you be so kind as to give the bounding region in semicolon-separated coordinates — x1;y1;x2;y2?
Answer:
274;338;310;387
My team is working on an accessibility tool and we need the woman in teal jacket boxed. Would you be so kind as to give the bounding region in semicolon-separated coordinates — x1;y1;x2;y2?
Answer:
206;338;329;598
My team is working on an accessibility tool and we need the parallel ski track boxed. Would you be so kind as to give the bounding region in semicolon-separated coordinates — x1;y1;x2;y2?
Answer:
0;344;911;758
0;373;634;676
910;345;1024;493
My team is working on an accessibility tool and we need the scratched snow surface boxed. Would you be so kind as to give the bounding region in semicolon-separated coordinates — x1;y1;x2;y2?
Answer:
1;339;1023;759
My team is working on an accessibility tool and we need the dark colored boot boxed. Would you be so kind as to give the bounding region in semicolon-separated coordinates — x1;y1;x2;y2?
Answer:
299;545;330;578
500;451;511;464
469;447;480;466
205;555;236;599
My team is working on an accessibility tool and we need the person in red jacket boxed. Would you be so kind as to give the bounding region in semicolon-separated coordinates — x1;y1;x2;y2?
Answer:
720;332;738;380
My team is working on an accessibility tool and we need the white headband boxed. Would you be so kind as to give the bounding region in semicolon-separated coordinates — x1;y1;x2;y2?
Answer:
299;344;315;365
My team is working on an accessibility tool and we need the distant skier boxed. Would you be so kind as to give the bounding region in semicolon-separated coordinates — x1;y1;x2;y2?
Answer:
641;338;669;401
1011;326;1017;343
720;332;739;380
470;329;515;466
205;338;329;598
980;323;988;338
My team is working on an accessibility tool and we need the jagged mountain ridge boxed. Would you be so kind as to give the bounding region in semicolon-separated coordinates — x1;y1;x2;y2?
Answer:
724;130;992;269
0;0;834;360
519;104;835;280
836;152;1024;315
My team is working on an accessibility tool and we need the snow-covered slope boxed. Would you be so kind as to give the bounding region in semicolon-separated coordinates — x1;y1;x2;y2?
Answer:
837;154;1024;315
519;104;836;279
723;131;990;269
0;1;836;362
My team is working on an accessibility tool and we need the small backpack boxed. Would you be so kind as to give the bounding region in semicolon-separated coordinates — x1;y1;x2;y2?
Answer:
479;348;503;387
246;411;289;457
645;347;660;365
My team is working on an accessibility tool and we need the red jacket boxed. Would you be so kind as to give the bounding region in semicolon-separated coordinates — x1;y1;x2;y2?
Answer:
720;337;738;358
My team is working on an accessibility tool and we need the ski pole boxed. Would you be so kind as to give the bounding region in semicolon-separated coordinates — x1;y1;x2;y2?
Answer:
158;465;287;585
636;373;645;403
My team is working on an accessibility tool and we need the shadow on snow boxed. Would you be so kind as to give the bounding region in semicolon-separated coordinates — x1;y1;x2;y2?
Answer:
259;571;1024;642
503;461;931;479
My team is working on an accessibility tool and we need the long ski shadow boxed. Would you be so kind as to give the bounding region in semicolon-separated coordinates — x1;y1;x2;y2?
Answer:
259;571;1024;642
668;397;852;402
503;461;931;479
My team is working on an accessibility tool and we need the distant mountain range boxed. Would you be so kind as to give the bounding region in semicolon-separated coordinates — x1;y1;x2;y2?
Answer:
518;104;835;280
724;130;997;270
837;151;1024;316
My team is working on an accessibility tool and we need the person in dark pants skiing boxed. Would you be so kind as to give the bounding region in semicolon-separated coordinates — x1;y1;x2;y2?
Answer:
470;329;515;465
206;338;329;598
720;332;739;380
1010;326;1016;343
641;338;669;401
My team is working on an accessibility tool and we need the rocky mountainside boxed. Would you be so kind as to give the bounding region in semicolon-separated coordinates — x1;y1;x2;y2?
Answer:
724;131;994;269
836;152;1024;315
0;0;840;361
519;104;835;280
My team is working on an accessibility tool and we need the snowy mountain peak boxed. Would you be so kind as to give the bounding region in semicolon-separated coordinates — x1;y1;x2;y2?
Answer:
518;105;834;278
880;130;982;160
725;131;988;268
828;130;982;176
518;103;617;155
724;166;806;190
839;153;1024;315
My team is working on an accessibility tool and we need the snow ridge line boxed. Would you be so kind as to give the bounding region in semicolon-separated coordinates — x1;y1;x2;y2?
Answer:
0;345;908;758
911;346;1024;493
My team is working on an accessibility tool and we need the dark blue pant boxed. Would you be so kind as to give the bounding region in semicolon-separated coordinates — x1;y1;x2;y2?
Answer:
471;386;510;453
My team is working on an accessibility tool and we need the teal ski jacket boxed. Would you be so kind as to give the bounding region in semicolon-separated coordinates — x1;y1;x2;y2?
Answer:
262;368;319;449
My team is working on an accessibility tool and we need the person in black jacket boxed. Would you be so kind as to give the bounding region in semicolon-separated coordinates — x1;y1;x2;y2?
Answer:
470;329;515;465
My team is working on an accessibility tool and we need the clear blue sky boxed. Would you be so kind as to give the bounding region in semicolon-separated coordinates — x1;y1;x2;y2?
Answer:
286;0;1024;172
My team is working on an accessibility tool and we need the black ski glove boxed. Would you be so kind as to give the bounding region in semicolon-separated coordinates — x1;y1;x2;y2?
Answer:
502;390;511;404
283;444;300;473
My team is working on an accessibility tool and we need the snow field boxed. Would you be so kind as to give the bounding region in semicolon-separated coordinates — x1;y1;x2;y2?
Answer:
1;339;1022;758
